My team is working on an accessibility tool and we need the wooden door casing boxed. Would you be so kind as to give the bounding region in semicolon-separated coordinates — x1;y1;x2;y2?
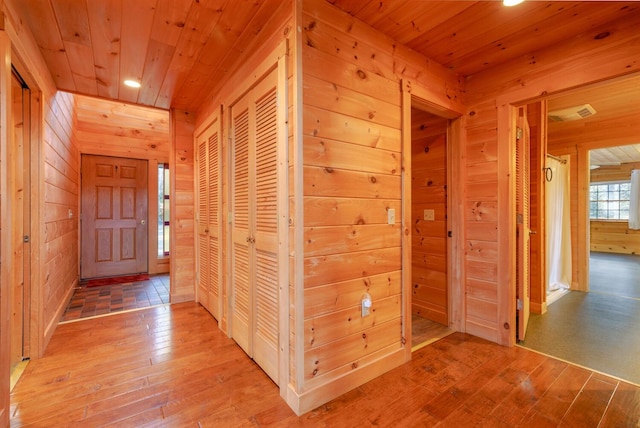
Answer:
81;155;148;279
229;67;280;384
10;69;29;367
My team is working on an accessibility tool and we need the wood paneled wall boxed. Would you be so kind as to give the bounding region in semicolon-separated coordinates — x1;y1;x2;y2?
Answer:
42;91;79;344
0;30;12;424
591;162;640;183
299;0;463;413
590;221;640;254
465;7;640;345
170;109;195;303
411;109;448;325
463;101;500;341
590;162;640;255
4;0;82;358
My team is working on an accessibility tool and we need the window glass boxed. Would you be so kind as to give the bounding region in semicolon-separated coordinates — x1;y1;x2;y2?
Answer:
158;163;170;256
589;182;630;220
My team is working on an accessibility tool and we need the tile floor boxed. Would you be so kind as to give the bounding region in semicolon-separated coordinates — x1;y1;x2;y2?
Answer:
60;274;170;322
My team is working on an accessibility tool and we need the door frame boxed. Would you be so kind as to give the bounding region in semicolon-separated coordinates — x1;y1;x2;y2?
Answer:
10;64;34;364
400;80;466;362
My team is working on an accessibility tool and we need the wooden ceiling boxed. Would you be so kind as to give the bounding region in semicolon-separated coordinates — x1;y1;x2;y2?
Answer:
9;0;640;113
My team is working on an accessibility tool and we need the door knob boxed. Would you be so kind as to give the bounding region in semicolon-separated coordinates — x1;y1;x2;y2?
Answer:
141;219;146;225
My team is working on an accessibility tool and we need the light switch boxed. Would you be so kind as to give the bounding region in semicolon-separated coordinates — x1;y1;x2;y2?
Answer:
388;208;395;225
423;209;435;221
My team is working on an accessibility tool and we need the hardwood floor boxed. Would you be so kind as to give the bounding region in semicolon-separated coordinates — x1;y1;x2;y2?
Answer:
10;303;640;427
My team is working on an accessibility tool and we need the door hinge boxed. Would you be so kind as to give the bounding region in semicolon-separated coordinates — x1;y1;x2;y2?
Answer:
517;298;523;310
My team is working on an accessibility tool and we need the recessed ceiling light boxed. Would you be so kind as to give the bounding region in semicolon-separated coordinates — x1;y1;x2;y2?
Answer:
124;79;141;88
503;0;524;6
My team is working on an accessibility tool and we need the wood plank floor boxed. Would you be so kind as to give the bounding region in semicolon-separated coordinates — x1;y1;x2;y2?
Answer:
10;303;640;427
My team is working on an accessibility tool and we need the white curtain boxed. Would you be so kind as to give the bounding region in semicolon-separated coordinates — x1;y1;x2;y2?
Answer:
546;157;572;292
630;169;640;230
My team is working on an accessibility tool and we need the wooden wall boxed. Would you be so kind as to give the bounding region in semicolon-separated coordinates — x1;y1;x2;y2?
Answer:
299;0;464;413
3;1;82;358
170;109;195;303
590;221;640;254
0;29;12;425
42;91;79;345
75;95;170;275
590;162;640;255
465;7;640;345
462;100;500;342
410;109;448;325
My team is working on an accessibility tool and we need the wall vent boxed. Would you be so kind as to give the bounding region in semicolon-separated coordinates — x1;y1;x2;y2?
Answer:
548;103;596;122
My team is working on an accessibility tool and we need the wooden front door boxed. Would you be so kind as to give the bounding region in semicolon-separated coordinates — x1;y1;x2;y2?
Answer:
81;155;148;279
230;67;280;384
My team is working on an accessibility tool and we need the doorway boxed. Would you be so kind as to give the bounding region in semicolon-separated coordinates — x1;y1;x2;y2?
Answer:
517;76;640;384
9;66;32;375
409;107;453;349
80;155;149;279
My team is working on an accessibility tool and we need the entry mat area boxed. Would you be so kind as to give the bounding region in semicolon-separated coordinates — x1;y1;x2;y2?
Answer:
61;274;169;322
80;273;150;287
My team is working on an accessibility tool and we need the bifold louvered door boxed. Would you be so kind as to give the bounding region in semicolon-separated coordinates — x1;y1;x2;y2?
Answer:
230;67;279;384
196;114;221;320
516;107;531;341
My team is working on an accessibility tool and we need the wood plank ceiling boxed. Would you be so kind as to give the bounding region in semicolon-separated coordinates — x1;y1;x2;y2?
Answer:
10;0;640;164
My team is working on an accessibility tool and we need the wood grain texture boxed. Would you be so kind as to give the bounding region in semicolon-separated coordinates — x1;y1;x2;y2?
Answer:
411;109;448;325
170;109;195;303
9;303;640;426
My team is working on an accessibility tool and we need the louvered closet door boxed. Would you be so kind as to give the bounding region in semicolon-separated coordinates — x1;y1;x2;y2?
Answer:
207;126;221;320
196;115;221;319
251;74;279;382
197;136;211;311
516;107;531;341
230;67;279;384
231;93;252;355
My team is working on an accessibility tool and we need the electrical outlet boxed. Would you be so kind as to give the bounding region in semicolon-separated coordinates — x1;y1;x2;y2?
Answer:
388;208;395;225
423;209;435;221
361;293;372;317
